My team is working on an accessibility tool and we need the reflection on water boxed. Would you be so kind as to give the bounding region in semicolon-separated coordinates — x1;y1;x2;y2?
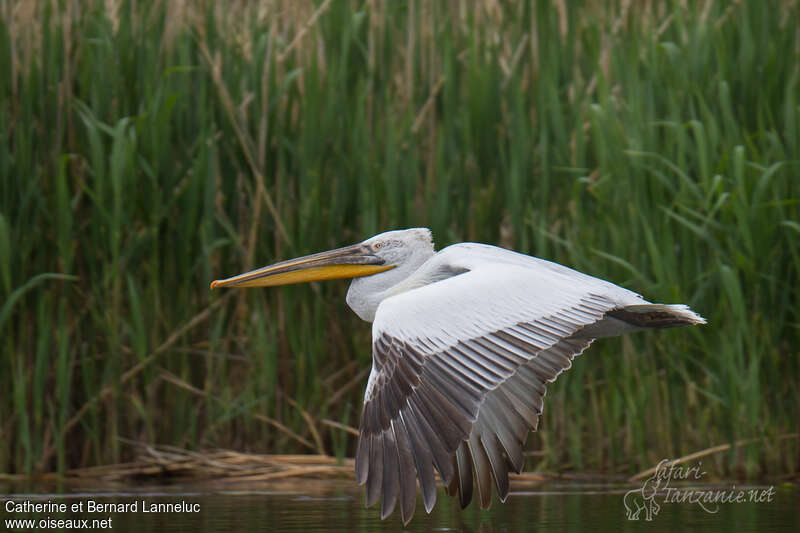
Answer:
2;480;797;532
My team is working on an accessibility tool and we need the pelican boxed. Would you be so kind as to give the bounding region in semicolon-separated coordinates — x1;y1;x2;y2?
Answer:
211;228;705;524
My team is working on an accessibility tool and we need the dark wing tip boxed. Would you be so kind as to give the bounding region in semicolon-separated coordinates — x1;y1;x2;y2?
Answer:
380;428;400;519
355;433;369;485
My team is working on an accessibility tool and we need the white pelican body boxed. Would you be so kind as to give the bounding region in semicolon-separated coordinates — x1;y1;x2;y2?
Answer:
211;228;705;524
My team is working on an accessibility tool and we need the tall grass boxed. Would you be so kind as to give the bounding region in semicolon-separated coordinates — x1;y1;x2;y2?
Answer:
1;0;797;478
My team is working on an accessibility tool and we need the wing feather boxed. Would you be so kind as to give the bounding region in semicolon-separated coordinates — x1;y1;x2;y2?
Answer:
481;432;510;501
406;394;454;483
467;430;493;509
365;432;383;507
380;427;399;519
454;444;473;508
400;408;437;512
391;419;417;524
355;432;369;484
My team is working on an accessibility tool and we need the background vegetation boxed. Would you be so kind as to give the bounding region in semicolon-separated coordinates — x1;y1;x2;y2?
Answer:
1;0;797;479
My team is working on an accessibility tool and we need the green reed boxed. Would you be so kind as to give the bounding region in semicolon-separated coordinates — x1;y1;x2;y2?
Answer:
0;0;797;478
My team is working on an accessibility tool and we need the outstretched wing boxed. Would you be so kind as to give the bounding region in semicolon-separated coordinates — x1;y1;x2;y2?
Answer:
354;260;630;524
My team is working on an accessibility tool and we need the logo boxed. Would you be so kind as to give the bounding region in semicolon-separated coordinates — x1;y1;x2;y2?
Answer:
623;459;775;521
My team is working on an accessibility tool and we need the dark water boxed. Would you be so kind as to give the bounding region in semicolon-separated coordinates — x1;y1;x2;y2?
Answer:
2;480;797;532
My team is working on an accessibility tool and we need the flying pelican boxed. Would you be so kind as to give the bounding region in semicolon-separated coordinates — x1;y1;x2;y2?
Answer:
211;228;705;524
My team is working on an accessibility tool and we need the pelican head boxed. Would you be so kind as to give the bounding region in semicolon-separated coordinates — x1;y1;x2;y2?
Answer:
211;228;435;321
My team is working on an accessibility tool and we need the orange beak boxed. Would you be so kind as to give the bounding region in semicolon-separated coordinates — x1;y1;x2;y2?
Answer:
211;243;394;289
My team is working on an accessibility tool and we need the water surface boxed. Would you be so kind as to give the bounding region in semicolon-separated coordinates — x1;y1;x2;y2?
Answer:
2;480;797;531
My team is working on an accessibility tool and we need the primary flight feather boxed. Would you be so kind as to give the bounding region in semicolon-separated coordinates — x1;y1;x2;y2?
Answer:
211;228;705;525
